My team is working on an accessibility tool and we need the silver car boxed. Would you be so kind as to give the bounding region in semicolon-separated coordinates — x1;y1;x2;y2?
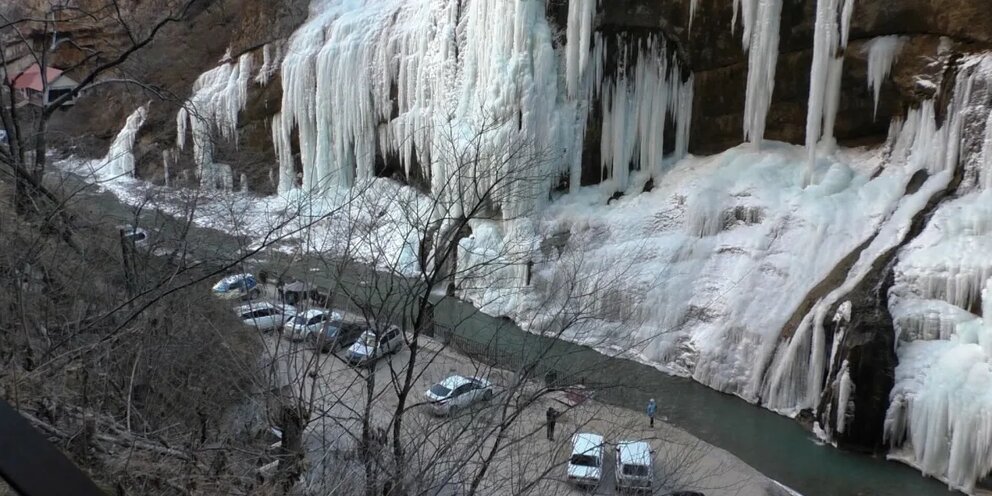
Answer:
346;326;403;365
424;375;493;416
234;301;295;332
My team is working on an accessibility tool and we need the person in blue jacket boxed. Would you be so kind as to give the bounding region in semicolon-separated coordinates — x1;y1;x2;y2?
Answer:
646;398;657;427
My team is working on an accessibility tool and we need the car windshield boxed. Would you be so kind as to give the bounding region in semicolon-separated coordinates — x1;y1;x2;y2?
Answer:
621;464;649;477
429;384;451;397
570;454;599;467
361;333;378;347
291;315;310;325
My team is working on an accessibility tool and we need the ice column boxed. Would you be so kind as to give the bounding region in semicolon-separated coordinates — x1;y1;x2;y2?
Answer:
103;106;147;178
739;0;784;144
803;0;854;185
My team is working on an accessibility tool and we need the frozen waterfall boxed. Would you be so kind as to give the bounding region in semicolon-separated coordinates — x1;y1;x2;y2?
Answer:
176;52;254;190
100;105;147;179
886;54;992;494
270;0;692;216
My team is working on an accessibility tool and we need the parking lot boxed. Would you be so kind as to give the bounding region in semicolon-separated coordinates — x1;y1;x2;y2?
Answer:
251;299;787;496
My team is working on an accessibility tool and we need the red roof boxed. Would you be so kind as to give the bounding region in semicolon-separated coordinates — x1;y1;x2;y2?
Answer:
8;64;64;91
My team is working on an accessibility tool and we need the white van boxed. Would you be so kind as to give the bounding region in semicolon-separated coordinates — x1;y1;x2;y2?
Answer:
566;432;604;487
615;440;654;491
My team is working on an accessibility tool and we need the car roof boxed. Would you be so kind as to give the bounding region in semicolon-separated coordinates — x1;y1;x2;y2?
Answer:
617;441;652;465
439;375;472;390
297;309;338;319
234;301;276;313
571;433;604;455
221;273;253;283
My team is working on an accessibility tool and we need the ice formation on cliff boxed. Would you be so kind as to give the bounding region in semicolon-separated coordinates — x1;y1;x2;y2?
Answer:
268;0;691;218
176;52;254;190
864;36;906;118
101;106;147;179
885;54;992;493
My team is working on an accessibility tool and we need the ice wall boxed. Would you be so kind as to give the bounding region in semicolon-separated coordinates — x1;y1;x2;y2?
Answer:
886;54;992;493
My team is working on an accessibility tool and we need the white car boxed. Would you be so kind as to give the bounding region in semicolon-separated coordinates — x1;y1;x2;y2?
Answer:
346;326;403;365
567;432;604;487
283;309;343;343
212;273;259;300
615;440;654;491
234;301;295;332
424;375;494;416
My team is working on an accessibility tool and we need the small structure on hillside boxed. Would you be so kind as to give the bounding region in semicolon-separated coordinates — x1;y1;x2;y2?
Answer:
7;64;78;107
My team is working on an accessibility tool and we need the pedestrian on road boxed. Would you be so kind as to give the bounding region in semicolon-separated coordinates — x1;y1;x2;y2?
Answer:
546;406;558;440
647;398;657;428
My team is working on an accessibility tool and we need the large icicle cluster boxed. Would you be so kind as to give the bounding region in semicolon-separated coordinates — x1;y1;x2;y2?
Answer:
803;0;855;185
885;53;992;493
176;52;254;190
598;35;693;190
270;0;692;218
735;0;784;143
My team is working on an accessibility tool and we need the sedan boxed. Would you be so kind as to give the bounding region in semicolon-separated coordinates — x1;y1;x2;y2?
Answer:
424;375;493;416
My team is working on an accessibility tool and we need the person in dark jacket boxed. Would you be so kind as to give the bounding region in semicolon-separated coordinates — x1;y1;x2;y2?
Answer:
546;407;559;440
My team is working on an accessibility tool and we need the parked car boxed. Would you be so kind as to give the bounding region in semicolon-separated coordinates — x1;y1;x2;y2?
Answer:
284;309;364;352
424;375;493;416
234;301;295;332
212;273;259;300
615;440;654;491
345;326;403;365
284;309;342;341
118;225;150;249
567;432;604;487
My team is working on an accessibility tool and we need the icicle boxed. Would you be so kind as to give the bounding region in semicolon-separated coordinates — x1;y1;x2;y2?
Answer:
863;36;906;118
836;361;854;434
689;0;699;33
740;0;783;143
565;0;596;98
